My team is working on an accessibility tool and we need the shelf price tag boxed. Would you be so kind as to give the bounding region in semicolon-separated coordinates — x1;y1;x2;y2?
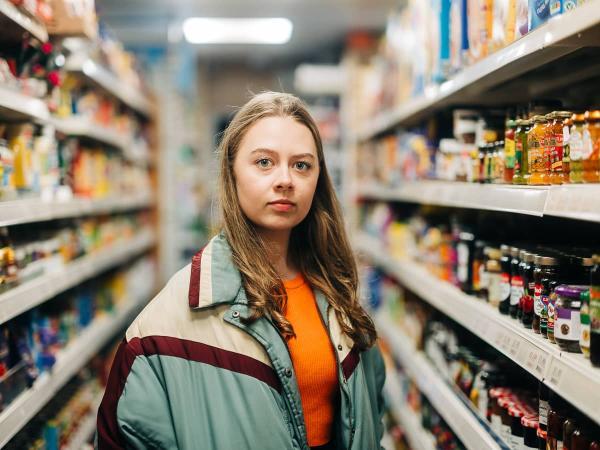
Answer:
548;362;564;387
535;353;549;378
509;339;521;357
526;350;540;371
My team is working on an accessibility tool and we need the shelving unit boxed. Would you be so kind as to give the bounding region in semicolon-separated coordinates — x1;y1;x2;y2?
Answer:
383;357;436;450
358;181;600;222
376;312;506;450
63;390;104;450
0;84;49;121
0;0;48;43
0;291;151;448
65;57;152;117
0;229;155;325
355;232;600;426
0;193;153;227
357;0;600;139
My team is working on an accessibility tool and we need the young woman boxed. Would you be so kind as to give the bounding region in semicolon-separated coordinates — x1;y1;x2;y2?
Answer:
96;92;385;450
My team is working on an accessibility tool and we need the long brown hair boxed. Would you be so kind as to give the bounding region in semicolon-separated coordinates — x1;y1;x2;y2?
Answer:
218;91;376;350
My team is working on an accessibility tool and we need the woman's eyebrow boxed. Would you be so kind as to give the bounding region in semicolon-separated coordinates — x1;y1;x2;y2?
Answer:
292;153;316;160
250;148;277;156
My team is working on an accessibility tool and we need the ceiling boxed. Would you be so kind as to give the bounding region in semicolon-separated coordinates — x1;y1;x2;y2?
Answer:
96;0;395;62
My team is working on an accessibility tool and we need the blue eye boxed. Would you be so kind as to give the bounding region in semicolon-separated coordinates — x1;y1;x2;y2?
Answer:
295;161;312;171
256;158;273;168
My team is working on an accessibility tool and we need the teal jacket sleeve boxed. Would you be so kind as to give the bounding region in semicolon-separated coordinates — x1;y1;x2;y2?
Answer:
362;342;386;449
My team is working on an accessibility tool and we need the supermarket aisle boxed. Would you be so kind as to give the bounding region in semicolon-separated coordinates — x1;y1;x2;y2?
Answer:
1;0;600;449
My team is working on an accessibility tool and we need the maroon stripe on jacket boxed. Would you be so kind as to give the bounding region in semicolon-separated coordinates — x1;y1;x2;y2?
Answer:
341;346;360;380
188;246;206;308
96;335;281;449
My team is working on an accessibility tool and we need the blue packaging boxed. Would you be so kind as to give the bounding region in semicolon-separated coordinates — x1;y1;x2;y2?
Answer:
528;0;562;30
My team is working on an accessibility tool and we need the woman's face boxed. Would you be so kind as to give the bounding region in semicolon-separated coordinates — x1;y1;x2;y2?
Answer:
233;115;320;234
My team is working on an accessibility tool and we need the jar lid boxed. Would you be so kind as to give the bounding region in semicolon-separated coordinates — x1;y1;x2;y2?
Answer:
525;252;536;263
534;255;559;266
487;260;501;271
537;428;548;439
545;112;555;120
501;244;511;255
572;113;586;122
511;246;521;257
556;111;573;118
509;405;526;417
594;254;600;264
489;387;512;399
507;120;517;127
586;110;600;120
521;415;539;429
498;396;518;408
555;285;588;299
488;248;502;260
519;249;528;260
532;115;547;123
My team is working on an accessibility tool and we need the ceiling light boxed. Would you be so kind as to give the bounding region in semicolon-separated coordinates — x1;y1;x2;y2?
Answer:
182;18;293;45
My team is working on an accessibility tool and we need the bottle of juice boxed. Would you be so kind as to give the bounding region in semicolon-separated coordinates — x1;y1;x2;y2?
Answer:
528;115;550;185
583;109;600;183
513;119;531;184
504;120;516;183
570;113;586;183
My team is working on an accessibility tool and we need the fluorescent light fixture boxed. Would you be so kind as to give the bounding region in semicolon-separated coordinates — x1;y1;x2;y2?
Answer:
182;17;293;44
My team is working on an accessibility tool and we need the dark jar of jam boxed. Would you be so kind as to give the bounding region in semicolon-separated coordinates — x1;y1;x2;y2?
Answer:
522;252;537;328
522;415;539;449
510;246;524;318
554;285;586;353
533;255;560;334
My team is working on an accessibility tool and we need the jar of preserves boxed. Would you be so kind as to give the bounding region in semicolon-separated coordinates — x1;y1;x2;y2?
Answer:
510;246;524;318
487;248;503;307
582;110;600;183
555;285;586;352
514;119;531;184
547;395;567;450
528;115;550;185
563;416;578;450
472;240;486;297
499;244;512;314
580;289;591;357
490;387;513;433
505;120;517;182
518;249;529;321
550;111;573;184
499;396;518;443
522;415;539;449
562;112;573;181
570;113;587;183
457;231;475;294
533;255;560;334
522;252;537;328
509;406;527;449
547;285;558;343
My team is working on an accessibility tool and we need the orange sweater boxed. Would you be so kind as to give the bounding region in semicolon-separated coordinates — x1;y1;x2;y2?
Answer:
283;274;338;447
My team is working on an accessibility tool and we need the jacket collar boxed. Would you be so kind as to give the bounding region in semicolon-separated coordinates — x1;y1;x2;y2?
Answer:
188;232;243;310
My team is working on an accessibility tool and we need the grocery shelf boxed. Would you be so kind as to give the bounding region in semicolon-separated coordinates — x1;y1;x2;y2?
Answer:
52;116;130;150
358;181;600;222
65;57;152;117
0;0;48;43
0;193;154;227
355;232;600;425
0;229;155;325
357;1;600;140
63;390;104;450
376;312;505;450
0;291;150;448
382;360;436;450
358;181;548;216
0;84;49;121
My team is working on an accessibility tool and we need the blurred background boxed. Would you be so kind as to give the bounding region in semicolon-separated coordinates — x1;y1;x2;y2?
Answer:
1;0;600;448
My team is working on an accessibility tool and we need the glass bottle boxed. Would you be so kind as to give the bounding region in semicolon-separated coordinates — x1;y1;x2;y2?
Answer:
550;111;573;184
514;119;531;184
487;248;503;307
505;120;517;182
583;109;600;183
528;115;550;185
533;255;560;334
570;113;586;183
499;245;512;314
510;246;523;318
